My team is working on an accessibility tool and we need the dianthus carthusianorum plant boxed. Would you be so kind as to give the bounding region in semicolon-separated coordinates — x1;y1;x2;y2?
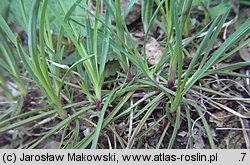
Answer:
0;0;249;149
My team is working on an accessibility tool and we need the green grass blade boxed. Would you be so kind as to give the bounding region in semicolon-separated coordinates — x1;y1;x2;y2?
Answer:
29;105;95;148
28;0;40;69
99;2;112;80
127;97;162;148
141;0;153;32
185;19;250;92
0;15;16;44
19;0;28;30
0;110;56;133
156;121;170;149
169;4;184;113
91;89;116;148
168;107;181;148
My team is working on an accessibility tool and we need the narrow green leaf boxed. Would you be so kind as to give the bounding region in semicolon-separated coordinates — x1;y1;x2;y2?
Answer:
142;0;153;32
0;111;56;133
91;90;116;148
29;106;95;148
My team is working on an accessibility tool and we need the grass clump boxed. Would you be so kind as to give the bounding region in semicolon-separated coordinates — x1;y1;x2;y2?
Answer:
0;0;250;149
